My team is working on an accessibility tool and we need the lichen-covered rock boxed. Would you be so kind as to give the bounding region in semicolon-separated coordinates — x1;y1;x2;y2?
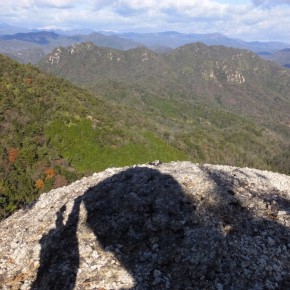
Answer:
0;162;290;289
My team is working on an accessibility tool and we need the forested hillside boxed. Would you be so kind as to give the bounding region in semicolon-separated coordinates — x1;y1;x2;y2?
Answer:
2;41;290;220
0;54;185;220
39;42;290;122
37;42;290;173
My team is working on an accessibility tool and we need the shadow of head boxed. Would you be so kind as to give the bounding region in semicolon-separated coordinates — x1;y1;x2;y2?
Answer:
82;166;202;289
81;166;290;289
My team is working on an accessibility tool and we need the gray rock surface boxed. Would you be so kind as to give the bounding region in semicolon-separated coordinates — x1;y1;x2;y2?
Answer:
0;161;290;289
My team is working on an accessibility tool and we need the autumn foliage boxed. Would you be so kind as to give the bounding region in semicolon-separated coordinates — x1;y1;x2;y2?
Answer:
45;168;55;179
35;179;45;189
8;148;19;163
24;78;33;85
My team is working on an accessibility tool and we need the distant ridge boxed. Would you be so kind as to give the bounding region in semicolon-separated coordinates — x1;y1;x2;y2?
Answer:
118;31;290;52
262;48;290;68
39;41;290;123
0;31;59;44
0;31;140;63
1;29;290;64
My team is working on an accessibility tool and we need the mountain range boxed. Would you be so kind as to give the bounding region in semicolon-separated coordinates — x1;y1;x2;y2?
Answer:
2;36;290;220
37;41;290;172
0;27;290;65
38;42;290;123
0;31;140;64
118;31;290;52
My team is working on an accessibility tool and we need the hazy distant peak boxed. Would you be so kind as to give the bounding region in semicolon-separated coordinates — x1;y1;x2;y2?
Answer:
0;31;60;45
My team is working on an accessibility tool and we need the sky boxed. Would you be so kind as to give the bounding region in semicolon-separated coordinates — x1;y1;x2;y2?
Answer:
1;0;290;42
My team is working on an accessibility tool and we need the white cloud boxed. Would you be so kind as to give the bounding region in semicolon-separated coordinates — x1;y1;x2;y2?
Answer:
36;0;78;8
0;0;290;42
253;0;290;7
112;0;228;14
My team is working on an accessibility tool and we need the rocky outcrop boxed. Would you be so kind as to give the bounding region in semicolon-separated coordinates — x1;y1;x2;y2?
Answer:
1;161;290;289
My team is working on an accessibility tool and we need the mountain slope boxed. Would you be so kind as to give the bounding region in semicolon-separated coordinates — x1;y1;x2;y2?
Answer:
37;42;290;174
264;48;290;68
39;42;290;123
163;43;290;122
39;43;173;87
0;54;185;220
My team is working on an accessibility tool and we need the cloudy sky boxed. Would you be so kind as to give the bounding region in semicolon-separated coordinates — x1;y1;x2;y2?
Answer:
1;0;290;42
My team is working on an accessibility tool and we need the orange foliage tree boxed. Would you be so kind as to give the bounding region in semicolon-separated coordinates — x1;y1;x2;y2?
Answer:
24;78;33;84
8;148;19;163
35;179;45;189
45;168;55;179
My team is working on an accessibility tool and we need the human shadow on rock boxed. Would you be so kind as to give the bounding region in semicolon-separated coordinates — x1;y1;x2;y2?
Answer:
82;167;214;289
32;166;290;289
31;197;81;290
83;166;290;289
